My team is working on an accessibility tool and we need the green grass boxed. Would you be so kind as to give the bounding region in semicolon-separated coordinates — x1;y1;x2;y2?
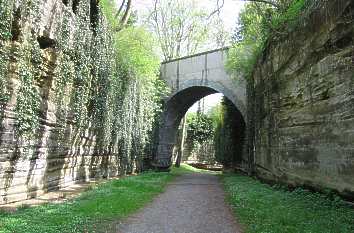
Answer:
6;165;350;233
0;165;196;233
222;173;354;233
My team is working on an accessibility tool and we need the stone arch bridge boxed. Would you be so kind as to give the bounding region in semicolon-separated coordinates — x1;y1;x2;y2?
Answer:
153;48;248;169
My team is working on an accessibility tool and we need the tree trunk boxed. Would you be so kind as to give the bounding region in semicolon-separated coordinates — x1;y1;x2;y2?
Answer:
115;0;126;20
175;117;187;167
120;0;132;27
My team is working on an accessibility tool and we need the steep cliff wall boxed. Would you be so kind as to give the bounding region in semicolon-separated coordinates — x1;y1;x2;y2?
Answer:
250;0;354;198
0;0;161;204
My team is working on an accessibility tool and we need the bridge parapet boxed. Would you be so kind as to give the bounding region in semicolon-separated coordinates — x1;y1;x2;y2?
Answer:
155;48;247;169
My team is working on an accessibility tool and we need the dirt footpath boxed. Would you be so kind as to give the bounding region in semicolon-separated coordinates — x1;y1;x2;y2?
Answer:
116;173;243;233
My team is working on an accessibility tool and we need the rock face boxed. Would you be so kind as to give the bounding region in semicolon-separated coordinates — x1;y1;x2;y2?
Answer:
0;0;158;205
248;0;354;198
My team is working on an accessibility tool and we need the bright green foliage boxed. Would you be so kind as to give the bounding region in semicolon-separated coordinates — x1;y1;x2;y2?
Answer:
95;1;167;171
99;0;120;30
0;168;187;233
93;2;167;171
182;112;216;164
226;0;307;78
99;0;137;31
186;112;214;145
223;173;354;233
226;3;268;77
114;27;160;79
272;0;306;29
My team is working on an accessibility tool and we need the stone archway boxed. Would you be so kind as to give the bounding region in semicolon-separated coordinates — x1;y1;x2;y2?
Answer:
153;84;246;169
153;48;248;169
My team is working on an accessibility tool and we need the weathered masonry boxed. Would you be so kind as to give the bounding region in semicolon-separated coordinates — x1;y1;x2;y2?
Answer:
0;0;115;205
154;48;247;169
250;0;354;198
155;0;354;198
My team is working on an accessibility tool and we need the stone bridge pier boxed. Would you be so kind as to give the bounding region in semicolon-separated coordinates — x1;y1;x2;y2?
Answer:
153;48;248;169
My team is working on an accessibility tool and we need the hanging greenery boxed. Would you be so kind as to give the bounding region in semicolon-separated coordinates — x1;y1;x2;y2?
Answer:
0;0;168;174
14;0;42;138
226;0;308;79
0;0;13;41
15;39;41;137
0;0;13;123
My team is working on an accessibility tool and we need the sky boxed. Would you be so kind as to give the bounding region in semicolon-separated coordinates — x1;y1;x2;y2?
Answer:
133;0;246;42
132;0;246;112
188;93;224;113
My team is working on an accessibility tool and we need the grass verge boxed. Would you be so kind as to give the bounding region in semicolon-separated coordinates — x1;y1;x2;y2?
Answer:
222;173;354;233
0;165;194;233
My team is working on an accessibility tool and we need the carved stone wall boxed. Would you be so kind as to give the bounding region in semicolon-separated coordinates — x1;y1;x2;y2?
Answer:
250;0;354;198
0;0;155;204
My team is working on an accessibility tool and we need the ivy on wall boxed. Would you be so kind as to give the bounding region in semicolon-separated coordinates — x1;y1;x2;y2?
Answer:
0;0;13;41
11;0;42;138
16;41;41;137
0;0;13;123
0;0;167;176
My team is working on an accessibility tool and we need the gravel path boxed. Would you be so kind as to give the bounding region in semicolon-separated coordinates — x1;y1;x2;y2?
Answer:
115;173;243;233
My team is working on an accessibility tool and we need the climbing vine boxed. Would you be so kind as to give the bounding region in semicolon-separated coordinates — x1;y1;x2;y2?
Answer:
15;38;41;137
71;1;93;129
0;0;13;41
0;0;167;175
0;0;13;123
14;0;42;138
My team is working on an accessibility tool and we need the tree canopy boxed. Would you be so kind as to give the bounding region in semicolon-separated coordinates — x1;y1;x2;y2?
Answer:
226;0;307;78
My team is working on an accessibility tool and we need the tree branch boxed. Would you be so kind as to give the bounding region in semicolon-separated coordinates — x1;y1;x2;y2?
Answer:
115;0;126;19
207;0;225;20
241;0;280;9
211;0;281;13
120;0;132;26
